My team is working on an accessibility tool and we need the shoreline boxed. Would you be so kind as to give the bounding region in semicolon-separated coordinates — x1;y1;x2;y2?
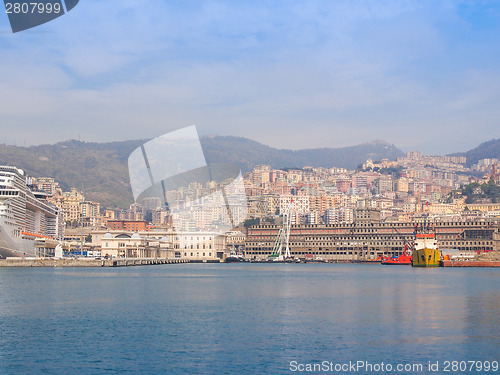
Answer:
0;257;189;267
2;258;500;267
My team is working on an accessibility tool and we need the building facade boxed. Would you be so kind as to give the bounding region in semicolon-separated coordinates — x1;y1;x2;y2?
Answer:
245;217;499;261
92;229;227;261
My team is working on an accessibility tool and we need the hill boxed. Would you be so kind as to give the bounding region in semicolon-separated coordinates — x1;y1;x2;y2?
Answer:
201;137;403;171
449;138;500;167
0;140;143;209
0;136;403;208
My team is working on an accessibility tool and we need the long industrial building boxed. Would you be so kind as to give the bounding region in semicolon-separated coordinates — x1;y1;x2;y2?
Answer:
245;209;500;261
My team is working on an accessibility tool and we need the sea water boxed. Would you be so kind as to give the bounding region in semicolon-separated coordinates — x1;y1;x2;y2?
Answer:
0;264;499;374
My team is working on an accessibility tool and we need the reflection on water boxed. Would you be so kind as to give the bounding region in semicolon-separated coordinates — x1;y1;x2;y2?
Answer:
0;264;499;374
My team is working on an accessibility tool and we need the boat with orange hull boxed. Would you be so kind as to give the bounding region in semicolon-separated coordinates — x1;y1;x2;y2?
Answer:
381;254;412;265
381;245;412;265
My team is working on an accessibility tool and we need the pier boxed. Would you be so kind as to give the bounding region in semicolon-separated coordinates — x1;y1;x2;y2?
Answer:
0;257;190;267
441;260;500;267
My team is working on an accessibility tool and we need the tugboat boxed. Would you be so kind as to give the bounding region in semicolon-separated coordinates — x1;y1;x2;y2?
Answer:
411;218;440;267
380;224;413;265
225;250;246;262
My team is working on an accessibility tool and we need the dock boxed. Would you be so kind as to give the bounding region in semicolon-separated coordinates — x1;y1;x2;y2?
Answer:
441;260;500;267
0;257;190;267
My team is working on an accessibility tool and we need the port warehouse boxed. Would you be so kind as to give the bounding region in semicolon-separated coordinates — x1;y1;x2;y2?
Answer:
245;213;500;261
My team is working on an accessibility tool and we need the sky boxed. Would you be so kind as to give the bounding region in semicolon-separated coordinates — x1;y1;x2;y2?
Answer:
0;0;499;155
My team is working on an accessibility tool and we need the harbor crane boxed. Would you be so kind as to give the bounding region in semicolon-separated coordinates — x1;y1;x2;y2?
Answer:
269;199;294;261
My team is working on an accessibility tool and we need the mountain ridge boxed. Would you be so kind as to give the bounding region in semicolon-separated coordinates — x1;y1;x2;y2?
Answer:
200;136;403;172
5;135;498;208
0;136;403;208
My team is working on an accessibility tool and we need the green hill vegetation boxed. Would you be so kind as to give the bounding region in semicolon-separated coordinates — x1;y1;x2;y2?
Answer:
0;140;142;209
462;178;500;204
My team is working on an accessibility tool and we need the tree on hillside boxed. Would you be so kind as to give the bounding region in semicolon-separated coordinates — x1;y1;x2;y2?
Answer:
243;217;260;228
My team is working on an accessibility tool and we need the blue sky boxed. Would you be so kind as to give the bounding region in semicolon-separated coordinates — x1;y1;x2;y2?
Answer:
0;0;499;154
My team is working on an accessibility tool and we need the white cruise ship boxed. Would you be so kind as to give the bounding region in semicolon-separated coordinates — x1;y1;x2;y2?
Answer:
0;166;64;258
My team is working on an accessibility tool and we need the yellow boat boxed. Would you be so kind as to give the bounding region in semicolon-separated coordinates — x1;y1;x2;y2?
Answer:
411;226;441;268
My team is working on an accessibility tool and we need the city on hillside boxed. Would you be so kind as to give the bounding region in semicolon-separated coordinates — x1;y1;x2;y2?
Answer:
17;150;500;261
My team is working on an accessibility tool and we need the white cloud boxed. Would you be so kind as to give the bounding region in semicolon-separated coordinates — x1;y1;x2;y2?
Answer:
0;0;499;154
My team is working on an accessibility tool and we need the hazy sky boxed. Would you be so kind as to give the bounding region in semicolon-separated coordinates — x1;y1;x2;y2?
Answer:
1;0;499;154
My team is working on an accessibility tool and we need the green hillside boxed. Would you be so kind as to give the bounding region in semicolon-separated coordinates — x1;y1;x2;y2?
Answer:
0;140;142;209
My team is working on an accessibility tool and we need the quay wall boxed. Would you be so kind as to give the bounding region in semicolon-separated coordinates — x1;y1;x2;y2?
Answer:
441;260;500;267
0;257;189;267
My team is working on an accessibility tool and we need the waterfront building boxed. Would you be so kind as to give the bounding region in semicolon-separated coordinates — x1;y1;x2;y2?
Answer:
99;232;174;258
226;230;245;251
92;229;226;261
245;210;499;261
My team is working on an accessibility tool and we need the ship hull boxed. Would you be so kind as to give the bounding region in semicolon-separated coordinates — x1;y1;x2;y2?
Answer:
0;165;64;258
381;259;412;265
0;225;37;258
412;248;440;267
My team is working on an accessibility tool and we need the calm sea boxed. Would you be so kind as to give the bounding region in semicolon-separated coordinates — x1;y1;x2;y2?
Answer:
0;264;499;374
